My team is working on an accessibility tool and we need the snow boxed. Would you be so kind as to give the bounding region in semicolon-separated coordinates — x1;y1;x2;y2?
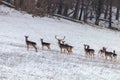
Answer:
0;5;120;80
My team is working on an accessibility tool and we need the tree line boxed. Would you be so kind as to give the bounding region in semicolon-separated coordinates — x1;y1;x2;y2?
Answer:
1;0;120;29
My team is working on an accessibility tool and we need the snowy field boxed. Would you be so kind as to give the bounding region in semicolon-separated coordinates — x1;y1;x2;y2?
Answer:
0;5;120;80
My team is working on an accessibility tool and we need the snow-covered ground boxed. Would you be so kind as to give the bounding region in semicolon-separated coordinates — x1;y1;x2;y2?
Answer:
0;5;120;80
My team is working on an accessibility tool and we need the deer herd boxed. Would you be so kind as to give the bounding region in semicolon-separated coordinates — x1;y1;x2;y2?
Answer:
25;35;118;61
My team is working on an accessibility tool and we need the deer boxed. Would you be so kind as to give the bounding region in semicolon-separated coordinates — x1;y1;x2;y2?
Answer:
98;47;106;57
84;44;95;58
55;35;68;53
103;47;114;61
40;39;51;50
25;36;38;52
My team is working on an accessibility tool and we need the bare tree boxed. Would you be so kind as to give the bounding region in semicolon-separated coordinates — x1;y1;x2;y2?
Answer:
83;0;91;23
95;0;104;25
63;0;73;17
109;0;112;28
79;0;84;20
57;0;63;15
73;0;80;19
116;0;120;20
104;0;109;19
0;0;2;4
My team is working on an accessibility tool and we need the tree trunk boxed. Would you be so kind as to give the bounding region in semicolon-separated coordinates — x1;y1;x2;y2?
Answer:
57;0;63;15
63;5;69;17
83;0;90;23
104;0;109;19
116;0;120;20
0;0;2;4
73;0;80;19
14;0;21;9
109;0;112;28
79;0;84;20
95;0;103;25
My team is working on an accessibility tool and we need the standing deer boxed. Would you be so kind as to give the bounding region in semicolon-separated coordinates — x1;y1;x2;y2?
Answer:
55;35;68;53
84;44;95;58
40;39;51;50
55;35;73;54
25;36;38;52
98;47;106;57
103;47;113;60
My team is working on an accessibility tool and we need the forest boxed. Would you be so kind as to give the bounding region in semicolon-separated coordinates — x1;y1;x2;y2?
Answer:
1;0;120;29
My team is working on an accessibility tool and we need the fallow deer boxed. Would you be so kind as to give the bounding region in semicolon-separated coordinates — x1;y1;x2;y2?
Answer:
98;47;106;57
84;44;95;58
40;39;51;50
55;35;68;53
103;47;113;60
25;36;38;52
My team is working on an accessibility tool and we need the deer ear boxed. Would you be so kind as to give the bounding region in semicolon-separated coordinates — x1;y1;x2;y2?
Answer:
55;35;58;40
25;35;28;37
113;50;115;52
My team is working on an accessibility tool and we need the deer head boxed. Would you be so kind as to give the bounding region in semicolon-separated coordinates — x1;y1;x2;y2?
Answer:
103;47;107;51
25;36;29;41
84;44;89;49
113;50;115;54
25;36;28;38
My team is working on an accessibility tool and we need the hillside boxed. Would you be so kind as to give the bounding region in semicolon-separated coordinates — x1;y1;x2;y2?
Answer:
0;5;120;80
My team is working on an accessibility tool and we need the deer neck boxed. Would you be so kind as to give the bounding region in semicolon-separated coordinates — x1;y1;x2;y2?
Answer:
41;39;43;44
58;41;61;46
25;38;28;43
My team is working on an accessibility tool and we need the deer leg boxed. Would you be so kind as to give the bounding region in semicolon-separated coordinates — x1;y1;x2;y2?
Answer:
68;52;70;55
69;50;72;55
68;49;71;55
27;45;29;51
33;45;38;52
48;46;51;50
64;49;66;53
67;49;69;55
42;45;44;50
98;51;101;57
110;56;113;61
90;53;92;58
92;53;94;58
60;48;62;53
85;52;88;57
114;56;117;61
35;47;38;52
100;52;103;57
105;55;107;60
88;52;91;58
101;53;104;57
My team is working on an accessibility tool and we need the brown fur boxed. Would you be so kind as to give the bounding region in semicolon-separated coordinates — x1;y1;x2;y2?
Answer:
40;39;51;50
84;44;95;58
98;47;106;57
64;43;73;55
25;36;37;52
55;35;73;54
103;48;113;60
